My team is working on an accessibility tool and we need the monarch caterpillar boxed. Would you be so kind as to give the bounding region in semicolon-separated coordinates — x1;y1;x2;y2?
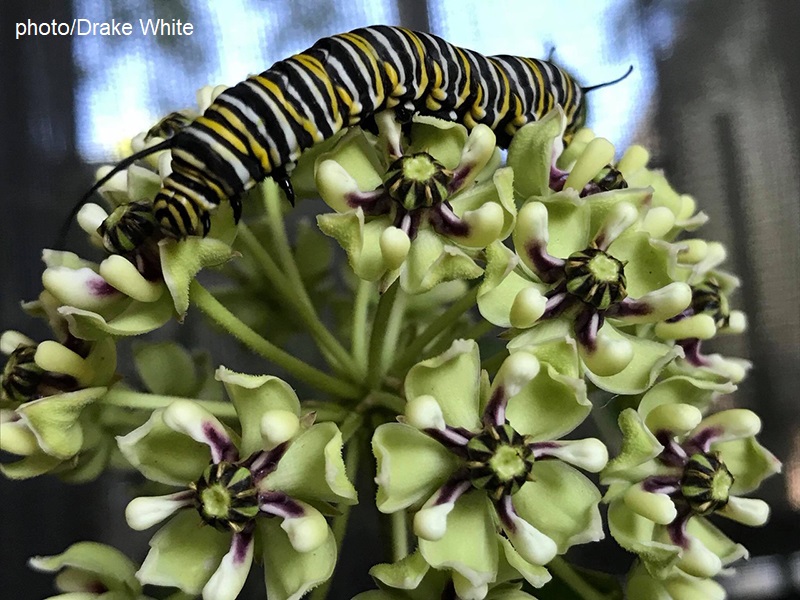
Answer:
68;25;631;248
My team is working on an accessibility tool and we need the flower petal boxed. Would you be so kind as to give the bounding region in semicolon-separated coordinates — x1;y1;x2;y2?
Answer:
400;229;484;295
373;423;460;513
507;108;566;199
513;461;603;553
419;492;498;591
116;408;212;486
58;294;175;340
136;510;230;595
369;549;431;590
201;530;254;600
216;366;301;457
260;517;337;600
262;422;357;505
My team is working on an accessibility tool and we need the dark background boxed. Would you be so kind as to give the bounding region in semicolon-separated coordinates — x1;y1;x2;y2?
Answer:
1;1;798;598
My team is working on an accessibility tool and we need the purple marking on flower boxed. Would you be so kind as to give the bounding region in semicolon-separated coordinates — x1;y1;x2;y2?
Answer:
345;189;384;211
575;309;602;352
642;475;681;495
449;164;472;194
665;307;694;323
202;422;238;464
549;166;569;192
87;276;120;297
243;443;288;483
432;478;471;506
605;297;654;319
685;428;723;454
678;339;710;367
529;441;561;459
394;208;423;239
494;494;517;531
666;509;691;547
525;242;565;284
541;289;573;320
86;581;109;594
429;203;470;238
258;490;305;519
482;385;507;428
425;426;473;456
232;528;254;564
655;431;689;468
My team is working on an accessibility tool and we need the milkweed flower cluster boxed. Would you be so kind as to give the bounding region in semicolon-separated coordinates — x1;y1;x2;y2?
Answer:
1;82;780;600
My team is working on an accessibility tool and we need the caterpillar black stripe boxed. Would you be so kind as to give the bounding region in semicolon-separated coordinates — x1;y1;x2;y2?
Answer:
69;25;632;246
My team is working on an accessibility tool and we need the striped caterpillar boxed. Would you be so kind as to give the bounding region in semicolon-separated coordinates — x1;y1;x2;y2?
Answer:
72;25;630;248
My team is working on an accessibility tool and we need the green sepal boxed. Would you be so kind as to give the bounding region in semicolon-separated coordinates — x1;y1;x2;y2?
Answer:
418;491;499;590
513;461;604;552
262;422;357;505
59;294;175;340
260;517;337;600
216;367;300;457
28;541;141;596
159;236;238;320
18;387;107;459
601;409;663;483
405;339;481;430
400;229;484;295
116;408;213;486
136;510;229;595
370;549;431;590
372;423;459;513
507;109;566;200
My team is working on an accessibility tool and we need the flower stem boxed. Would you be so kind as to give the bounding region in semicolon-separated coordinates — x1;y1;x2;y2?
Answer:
101;388;238;419
391;511;409;562
548;557;609;600
190;281;362;399
390;285;479;375
367;282;399;389
237;223;362;379
351;279;372;370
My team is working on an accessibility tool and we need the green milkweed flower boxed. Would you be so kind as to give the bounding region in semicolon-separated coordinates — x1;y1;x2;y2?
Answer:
0;330;116;481
372;340;607;599
118;367;356;600
315;113;516;293
602;392;780;582
626;559;725;600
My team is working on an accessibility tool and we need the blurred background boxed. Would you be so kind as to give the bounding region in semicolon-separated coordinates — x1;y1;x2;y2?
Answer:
0;0;798;598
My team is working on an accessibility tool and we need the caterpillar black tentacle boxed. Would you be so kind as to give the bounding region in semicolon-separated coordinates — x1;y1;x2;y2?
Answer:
78;26;631;249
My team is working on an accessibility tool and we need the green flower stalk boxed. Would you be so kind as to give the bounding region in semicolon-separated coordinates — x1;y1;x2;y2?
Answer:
373;340;607;599
119;367;356;600
602;398;780;582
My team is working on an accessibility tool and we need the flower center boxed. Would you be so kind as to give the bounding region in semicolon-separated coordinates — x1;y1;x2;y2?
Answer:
1;345;43;405
691;280;729;328
680;452;734;516
192;461;259;532
383;152;452;211
466;424;533;500
564;248;628;310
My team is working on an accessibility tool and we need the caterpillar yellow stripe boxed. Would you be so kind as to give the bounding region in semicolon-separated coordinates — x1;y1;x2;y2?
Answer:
89;26;610;241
